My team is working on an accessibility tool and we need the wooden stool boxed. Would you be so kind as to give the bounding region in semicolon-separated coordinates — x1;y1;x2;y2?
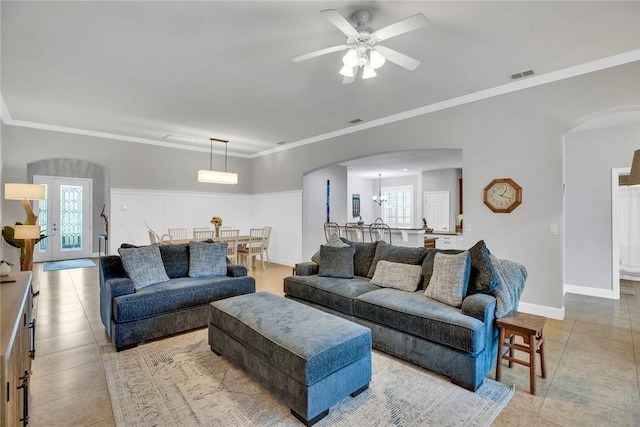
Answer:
495;310;547;395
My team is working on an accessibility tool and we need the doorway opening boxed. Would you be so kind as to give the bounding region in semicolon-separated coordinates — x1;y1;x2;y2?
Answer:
33;175;93;262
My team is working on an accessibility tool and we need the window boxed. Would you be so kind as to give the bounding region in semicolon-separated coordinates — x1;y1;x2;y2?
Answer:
382;185;413;226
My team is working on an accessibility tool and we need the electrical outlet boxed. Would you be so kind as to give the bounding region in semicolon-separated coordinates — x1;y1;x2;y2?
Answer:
550;224;558;235
464;223;471;232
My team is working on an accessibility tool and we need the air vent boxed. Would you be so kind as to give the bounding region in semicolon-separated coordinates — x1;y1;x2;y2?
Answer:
163;134;198;143
349;118;363;124
277;141;287;145
510;70;535;80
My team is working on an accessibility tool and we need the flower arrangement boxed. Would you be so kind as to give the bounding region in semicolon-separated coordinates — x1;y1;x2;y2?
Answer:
210;216;223;237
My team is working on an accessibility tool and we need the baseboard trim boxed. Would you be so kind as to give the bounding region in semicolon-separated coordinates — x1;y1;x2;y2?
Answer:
517;302;565;320
563;284;616;299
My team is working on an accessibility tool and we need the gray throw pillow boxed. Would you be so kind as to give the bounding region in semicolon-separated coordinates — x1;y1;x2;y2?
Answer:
159;243;189;278
367;241;427;278
318;245;356;279
425;251;471;308
118;244;170;290
467;240;500;295
340;239;378;277
420;248;464;290
188;241;228;278
311;233;349;264
371;260;423;292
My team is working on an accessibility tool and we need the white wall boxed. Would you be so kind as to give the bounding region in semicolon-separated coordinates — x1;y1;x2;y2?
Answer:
564;120;640;296
302;165;347;260
346;176;376;224
110;188;302;267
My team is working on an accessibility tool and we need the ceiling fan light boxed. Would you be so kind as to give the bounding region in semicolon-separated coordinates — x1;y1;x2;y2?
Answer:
339;64;354;77
369;49;386;69
342;48;358;67
362;64;377;79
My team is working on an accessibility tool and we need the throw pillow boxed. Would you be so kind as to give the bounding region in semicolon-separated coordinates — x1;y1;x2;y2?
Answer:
371;260;423;292
425;251;471;308
188;241;228;278
490;254;528;317
311;233;349;264
466;240;500;295
118;244;170;290
340;239;378;277
420;248;464;290
318;245;356;279
159;243;189;278
367;241;427;278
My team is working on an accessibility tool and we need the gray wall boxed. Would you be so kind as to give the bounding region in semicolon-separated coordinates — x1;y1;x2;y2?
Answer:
1;60;638;315
564;122;640;291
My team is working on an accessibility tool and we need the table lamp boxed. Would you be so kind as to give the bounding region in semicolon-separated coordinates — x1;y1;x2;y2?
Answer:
4;183;46;271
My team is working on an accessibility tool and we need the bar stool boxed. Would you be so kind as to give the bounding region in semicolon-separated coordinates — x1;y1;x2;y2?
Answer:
495;310;547;395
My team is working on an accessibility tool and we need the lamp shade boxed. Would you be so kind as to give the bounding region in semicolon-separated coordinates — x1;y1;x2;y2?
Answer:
5;183;45;200
14;225;41;239
629;149;640;187
198;170;238;185
362;64;377;79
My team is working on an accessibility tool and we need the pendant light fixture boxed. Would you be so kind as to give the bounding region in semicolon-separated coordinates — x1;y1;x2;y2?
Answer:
372;174;388;205
198;138;238;185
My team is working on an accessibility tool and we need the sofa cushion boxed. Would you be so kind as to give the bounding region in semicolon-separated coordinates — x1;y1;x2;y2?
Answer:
318;245;355;279
371;260;422;292
341;239;379;277
420;248;464;290
466;240;500;295
158;243;189;278
189;241;227;278
354;288;486;354
425;251;471;308
311;233;348;264
283;274;379;316
367;242;427;278
118;244;170;290
112;275;256;323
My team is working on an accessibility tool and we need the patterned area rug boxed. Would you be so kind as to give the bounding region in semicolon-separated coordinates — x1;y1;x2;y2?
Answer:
102;329;513;427
42;258;96;271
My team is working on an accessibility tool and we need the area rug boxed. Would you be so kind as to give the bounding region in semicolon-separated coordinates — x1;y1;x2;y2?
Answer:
102;329;514;427
42;258;96;271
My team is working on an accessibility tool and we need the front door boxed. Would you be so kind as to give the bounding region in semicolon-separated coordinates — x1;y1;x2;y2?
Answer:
33;176;93;262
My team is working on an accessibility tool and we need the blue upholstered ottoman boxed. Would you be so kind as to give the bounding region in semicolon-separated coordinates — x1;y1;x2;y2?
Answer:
208;292;372;426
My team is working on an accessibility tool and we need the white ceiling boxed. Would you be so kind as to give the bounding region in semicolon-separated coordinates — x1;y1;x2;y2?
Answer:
2;1;639;176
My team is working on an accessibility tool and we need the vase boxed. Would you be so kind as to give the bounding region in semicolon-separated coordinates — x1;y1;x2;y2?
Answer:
215;226;220;238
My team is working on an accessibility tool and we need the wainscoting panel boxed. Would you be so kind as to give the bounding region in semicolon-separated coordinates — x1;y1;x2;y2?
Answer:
110;189;302;266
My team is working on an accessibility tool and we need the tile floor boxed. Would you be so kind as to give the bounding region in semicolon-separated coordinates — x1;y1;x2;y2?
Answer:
27;261;640;426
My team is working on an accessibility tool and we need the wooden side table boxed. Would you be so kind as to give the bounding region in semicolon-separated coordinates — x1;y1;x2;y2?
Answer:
495;310;547;395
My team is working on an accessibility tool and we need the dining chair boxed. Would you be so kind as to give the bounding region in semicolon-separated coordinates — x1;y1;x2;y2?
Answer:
218;229;240;263
238;228;266;269
369;221;392;244
168;228;188;241
261;226;272;264
193;229;214;239
324;222;342;242
193;227;212;239
344;223;364;242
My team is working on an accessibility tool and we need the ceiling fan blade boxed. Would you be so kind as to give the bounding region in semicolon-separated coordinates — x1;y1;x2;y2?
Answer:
373;13;428;41
321;9;359;37
292;44;348;62
375;46;421;71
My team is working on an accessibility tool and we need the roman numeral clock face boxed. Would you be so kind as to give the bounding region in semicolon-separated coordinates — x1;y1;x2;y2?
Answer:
483;178;522;213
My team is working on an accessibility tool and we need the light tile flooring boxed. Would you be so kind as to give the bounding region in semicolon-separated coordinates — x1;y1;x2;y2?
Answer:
28;262;640;426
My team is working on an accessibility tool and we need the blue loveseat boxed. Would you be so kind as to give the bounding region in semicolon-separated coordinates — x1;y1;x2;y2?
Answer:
284;239;526;391
99;242;255;350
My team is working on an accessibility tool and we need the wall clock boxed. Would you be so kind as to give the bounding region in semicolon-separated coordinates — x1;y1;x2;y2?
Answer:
483;178;522;213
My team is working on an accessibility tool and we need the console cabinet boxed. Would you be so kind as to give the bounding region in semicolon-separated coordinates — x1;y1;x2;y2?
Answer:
1;272;34;427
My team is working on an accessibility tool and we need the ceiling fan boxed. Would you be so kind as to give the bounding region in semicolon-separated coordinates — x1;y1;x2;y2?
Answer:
293;9;428;84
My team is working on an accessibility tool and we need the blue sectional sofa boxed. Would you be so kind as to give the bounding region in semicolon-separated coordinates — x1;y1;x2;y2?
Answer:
99;242;255;350
284;239;527;391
